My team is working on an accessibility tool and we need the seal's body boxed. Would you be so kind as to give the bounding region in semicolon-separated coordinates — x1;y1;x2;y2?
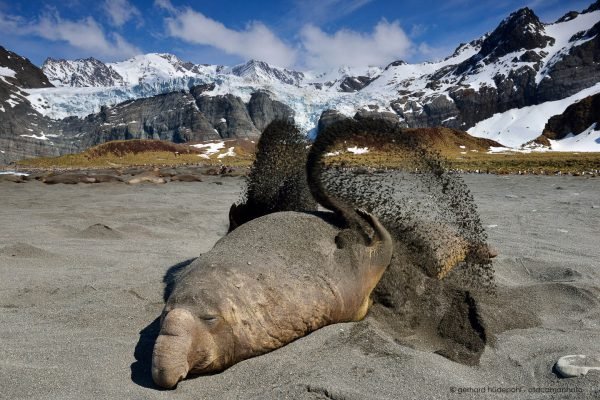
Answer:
152;211;393;388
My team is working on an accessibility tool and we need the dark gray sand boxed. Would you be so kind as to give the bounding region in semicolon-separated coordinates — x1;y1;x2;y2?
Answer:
0;175;599;399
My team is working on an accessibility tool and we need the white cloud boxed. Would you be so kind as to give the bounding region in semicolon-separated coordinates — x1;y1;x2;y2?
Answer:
0;12;20;31
288;0;374;26
104;0;142;27
164;7;297;67
300;20;413;69
0;10;140;60
410;23;430;38
154;0;176;13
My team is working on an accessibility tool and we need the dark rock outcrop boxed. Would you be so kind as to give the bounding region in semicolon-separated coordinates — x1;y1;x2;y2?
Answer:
392;96;460;128
354;109;402;125
436;66;538;128
317;110;350;133
189;83;216;97
537;21;600;102
583;0;600;13
318;109;407;133
69;91;220;147
339;76;374;92
68;88;294;149
247;91;294;132
194;94;260;138
556;11;580;23
384;60;407;70
542;94;600;139
0;46;53;89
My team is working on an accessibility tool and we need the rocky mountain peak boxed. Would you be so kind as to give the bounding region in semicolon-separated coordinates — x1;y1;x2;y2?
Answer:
384;60;407;70
478;7;553;61
153;53;195;73
583;0;600;13
230;59;304;86
43;57;125;87
556;11;580;23
1;46;52;89
452;7;553;76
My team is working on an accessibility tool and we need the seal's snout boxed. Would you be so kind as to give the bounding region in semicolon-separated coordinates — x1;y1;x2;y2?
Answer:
151;361;188;389
152;308;194;389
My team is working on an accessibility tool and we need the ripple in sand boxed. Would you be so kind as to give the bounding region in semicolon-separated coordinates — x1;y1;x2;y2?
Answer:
79;223;123;239
0;243;55;258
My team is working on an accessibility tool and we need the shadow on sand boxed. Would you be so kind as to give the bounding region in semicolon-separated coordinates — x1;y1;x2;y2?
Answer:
130;258;197;389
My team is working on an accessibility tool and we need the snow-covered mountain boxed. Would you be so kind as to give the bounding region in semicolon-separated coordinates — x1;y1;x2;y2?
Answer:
30;2;600;151
2;1;600;164
43;57;125;87
228;59;304;86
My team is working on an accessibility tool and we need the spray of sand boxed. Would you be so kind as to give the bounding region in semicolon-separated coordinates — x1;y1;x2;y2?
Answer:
233;118;509;365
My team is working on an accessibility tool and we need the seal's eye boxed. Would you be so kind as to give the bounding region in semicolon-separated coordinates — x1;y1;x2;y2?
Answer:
200;315;218;323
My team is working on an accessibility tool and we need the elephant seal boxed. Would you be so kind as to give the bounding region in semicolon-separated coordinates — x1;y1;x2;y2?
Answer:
0;173;27;183
170;174;203;182
152;209;392;388
88;174;122;183
42;173;95;184
126;169;166;185
152;118;498;387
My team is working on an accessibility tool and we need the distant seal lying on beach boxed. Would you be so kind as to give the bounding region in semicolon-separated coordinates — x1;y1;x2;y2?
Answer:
0;173;27;183
126;169;166;185
170;174;203;182
42;173;96;184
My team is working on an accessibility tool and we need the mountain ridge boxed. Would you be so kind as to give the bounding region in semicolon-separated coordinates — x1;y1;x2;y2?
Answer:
2;1;600;164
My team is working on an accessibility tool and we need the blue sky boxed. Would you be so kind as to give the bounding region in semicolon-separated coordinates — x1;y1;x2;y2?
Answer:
0;0;593;69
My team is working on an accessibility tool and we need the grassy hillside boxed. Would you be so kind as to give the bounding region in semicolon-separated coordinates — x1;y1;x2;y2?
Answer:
320;127;600;174
17;139;256;169
13;131;600;175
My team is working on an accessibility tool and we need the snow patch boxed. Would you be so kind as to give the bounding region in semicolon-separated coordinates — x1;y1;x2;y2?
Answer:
347;146;369;154
217;147;236;158
549;123;600;152
487;146;512;153
5;98;20;108
20;131;59;141
537;10;600;84
0;171;28;176
469;83;600;148
0;66;16;78
191;141;225;155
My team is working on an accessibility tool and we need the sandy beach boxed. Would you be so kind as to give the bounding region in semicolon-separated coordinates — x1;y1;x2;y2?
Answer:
0;174;599;399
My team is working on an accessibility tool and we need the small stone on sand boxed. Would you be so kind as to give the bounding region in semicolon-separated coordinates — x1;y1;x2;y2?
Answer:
555;355;600;378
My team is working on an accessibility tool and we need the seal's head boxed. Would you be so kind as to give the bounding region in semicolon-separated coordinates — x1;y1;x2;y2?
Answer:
151;308;234;389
